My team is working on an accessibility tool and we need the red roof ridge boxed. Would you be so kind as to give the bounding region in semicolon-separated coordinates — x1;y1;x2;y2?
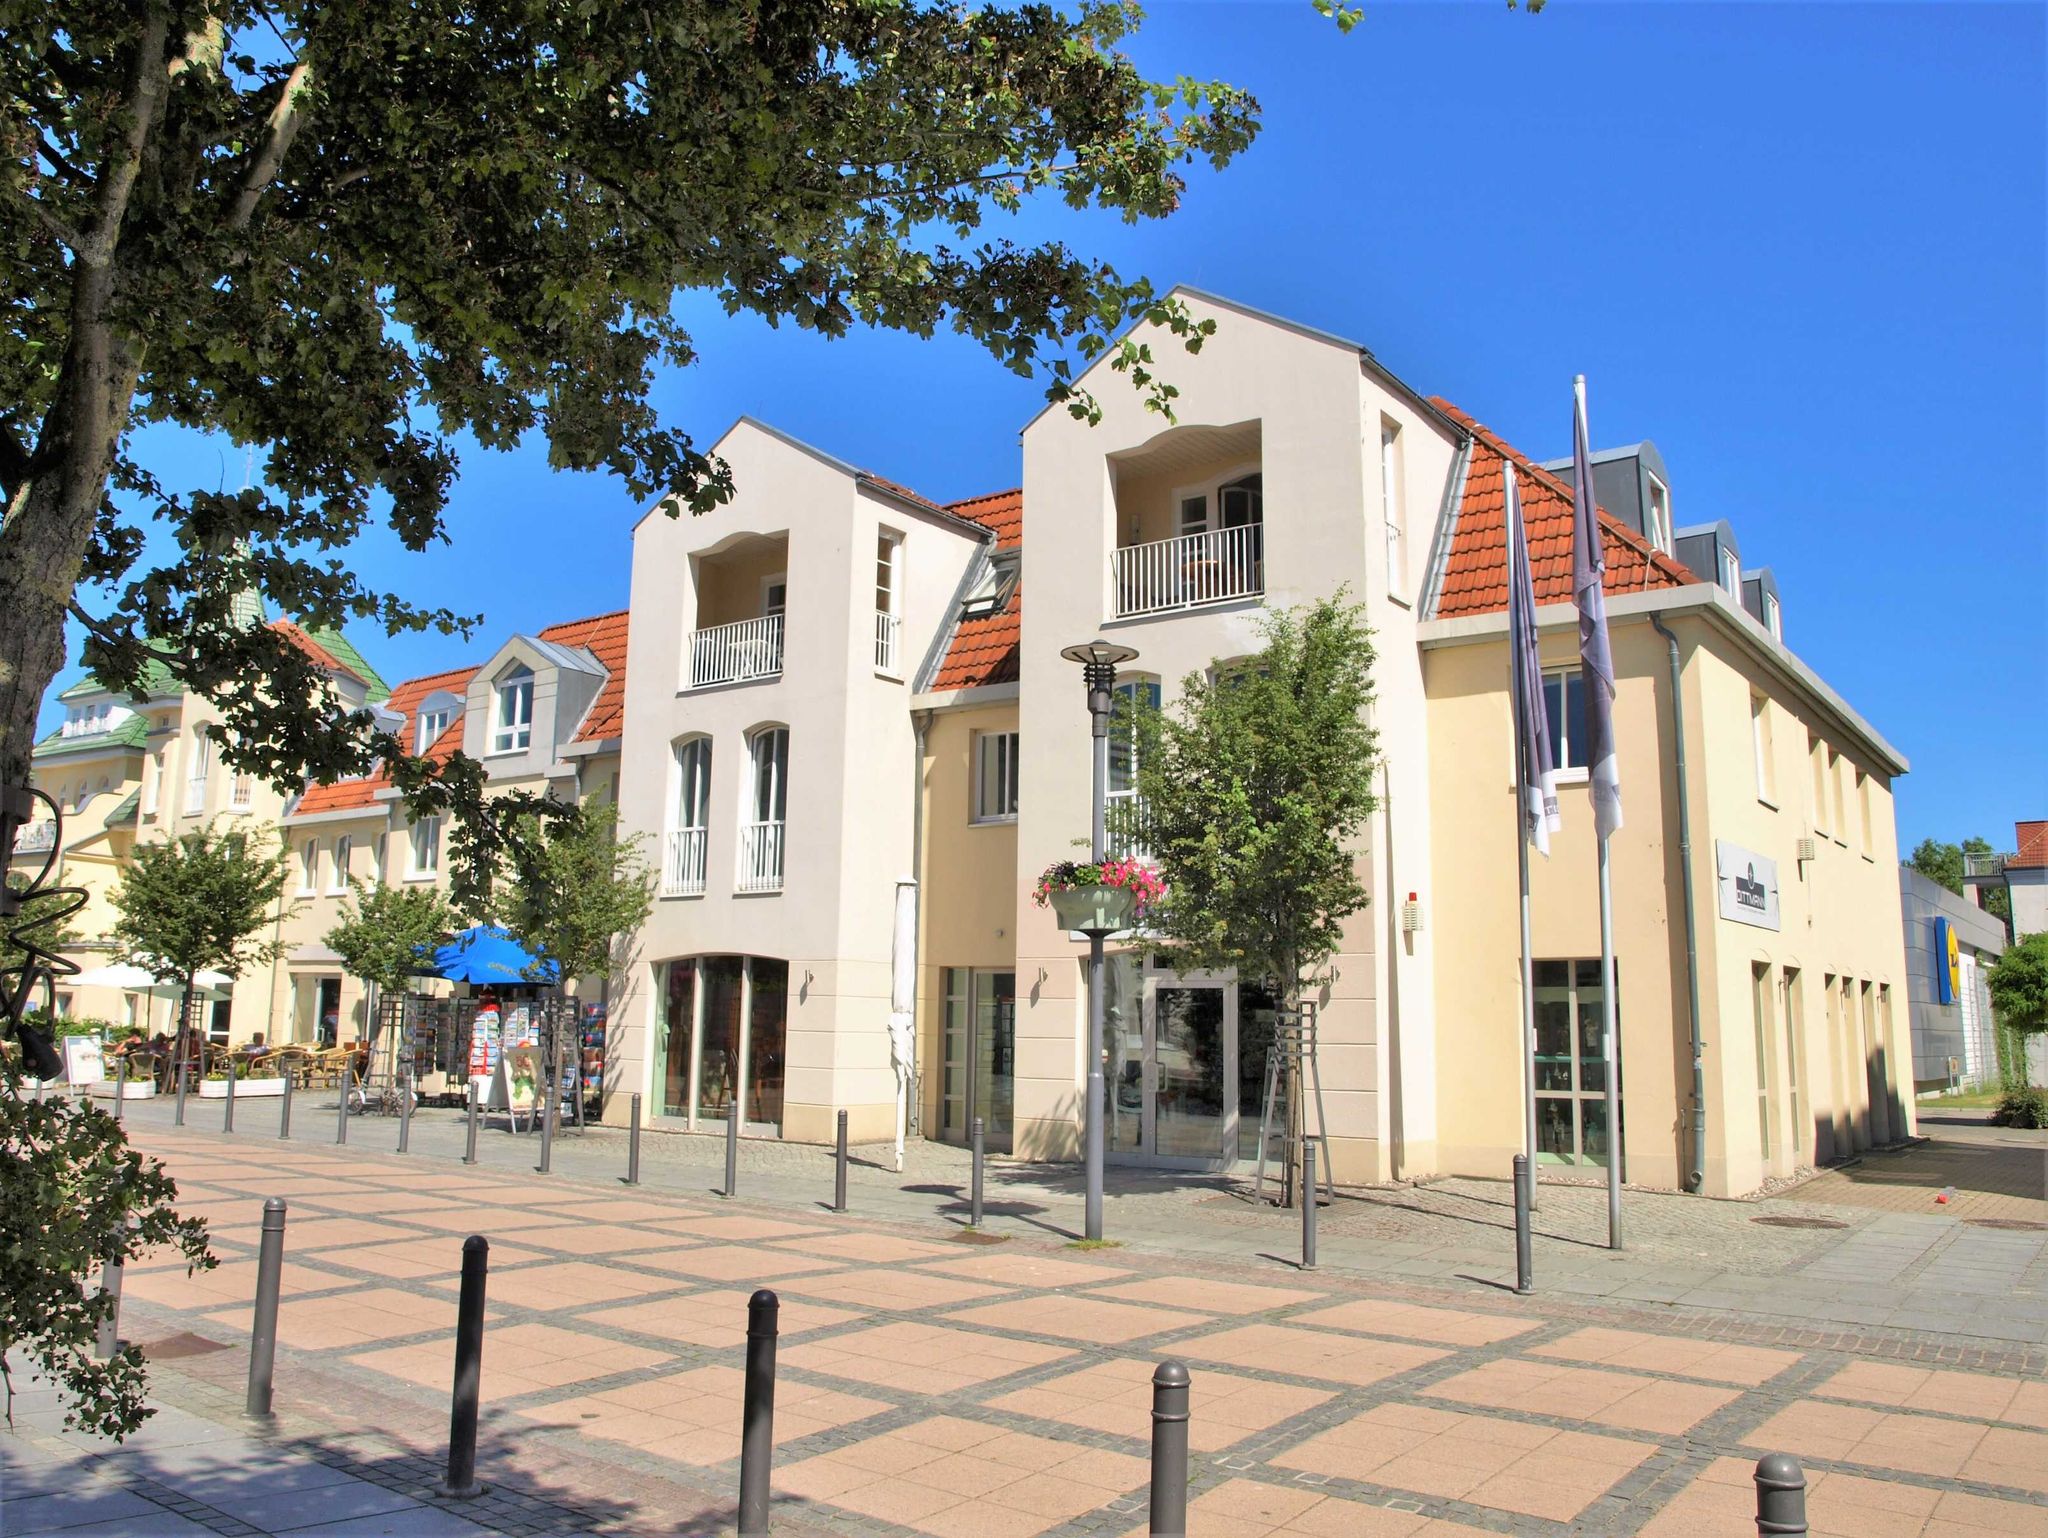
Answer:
946;487;1023;510
538;607;630;640
271;620;363;685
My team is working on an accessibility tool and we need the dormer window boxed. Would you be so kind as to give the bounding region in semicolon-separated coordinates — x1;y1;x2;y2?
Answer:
1645;474;1672;555
492;666;533;754
1763;591;1782;641
416;707;450;754
1718;546;1740;593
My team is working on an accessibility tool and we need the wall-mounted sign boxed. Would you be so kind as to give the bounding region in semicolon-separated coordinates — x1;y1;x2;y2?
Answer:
1715;840;1781;931
1933;917;1959;1005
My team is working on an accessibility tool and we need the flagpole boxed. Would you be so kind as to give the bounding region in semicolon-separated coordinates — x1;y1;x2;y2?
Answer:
1511;602;1538;1212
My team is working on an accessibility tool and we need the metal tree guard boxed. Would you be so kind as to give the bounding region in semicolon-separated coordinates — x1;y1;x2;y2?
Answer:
1252;1000;1334;1208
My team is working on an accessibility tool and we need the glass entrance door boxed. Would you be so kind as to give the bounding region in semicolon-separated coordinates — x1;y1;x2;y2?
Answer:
1103;957;1237;1169
940;969;1016;1153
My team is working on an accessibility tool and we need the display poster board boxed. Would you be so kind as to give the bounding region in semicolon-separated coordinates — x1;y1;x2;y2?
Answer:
62;1035;106;1085
468;1004;502;1080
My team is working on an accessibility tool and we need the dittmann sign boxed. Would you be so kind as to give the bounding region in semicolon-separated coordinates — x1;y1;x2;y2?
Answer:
1715;840;1781;931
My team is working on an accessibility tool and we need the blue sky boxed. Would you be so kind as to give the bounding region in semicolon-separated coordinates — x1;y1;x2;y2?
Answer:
61;2;2046;853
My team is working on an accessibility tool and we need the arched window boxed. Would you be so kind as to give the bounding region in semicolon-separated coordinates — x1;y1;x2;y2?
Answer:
492;665;533;753
665;737;712;896
1108;677;1159;859
739;728;789;892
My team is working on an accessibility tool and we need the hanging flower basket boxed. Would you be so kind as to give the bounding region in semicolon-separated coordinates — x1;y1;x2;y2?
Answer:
1034;858;1165;935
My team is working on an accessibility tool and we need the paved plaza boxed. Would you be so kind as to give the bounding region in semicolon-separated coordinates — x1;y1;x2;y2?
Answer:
2;1099;2044;1537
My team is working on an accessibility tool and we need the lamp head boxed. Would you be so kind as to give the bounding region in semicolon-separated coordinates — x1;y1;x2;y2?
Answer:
1060;639;1140;670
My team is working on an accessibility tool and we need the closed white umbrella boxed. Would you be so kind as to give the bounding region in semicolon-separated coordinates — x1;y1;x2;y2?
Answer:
888;878;918;1173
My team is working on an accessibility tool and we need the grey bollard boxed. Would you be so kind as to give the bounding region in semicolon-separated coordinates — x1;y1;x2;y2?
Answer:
1301;1139;1319;1271
738;1289;779;1536
723;1107;740;1198
1513;1153;1534;1294
95;1236;124;1359
113;1055;128;1125
538;1058;556;1174
398;1071;413;1154
1754;1452;1808;1535
626;1092;642;1185
970;1115;985;1228
463;1087;480;1165
224;1063;237;1133
279;1067;293;1139
335;1065;350;1145
245;1198;287;1419
440;1236;489;1499
832;1109;849;1214
1148;1361;1191;1538
175;1054;189;1126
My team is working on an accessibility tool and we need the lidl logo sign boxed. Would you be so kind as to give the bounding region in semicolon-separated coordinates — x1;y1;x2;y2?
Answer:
1934;917;1960;1005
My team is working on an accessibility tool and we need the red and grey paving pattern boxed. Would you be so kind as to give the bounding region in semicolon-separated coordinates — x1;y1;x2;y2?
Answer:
4;1121;2045;1538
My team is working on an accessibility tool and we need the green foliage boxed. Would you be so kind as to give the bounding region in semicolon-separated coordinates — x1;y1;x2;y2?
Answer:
1991;1086;2047;1129
1132;596;1380;1003
1987;931;2048;1038
1907;837;2010;924
497;802;655;991
108;821;295;994
0;1059;213;1438
325;880;458;1000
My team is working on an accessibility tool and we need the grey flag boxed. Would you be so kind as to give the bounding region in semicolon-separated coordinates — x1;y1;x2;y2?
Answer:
1571;378;1623;838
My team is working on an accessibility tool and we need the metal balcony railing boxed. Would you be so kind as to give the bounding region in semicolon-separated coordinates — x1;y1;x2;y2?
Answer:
1963;852;2009;879
738;820;785;893
229;775;253;811
1112;524;1264;619
664;828;708;897
874;610;902;678
1106;789;1152;859
689;614;784;690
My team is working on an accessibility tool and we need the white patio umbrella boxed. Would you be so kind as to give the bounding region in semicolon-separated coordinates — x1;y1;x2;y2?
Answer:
69;964;233;997
888;877;918;1173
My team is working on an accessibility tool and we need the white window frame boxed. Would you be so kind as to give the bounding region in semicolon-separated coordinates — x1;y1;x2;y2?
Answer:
1751;693;1776;807
675;737;713;835
1762;591;1782;640
370;833;387;886
1644;473;1673;555
416;708;450;753
1540;667;1591;782
408;817;441;879
491;667;533;754
1718;546;1741;593
184;730;211;813
761;574;787;617
972;731;1020;824
1380;416;1407;596
748;727;789;826
299;839;319;895
331;834;353;893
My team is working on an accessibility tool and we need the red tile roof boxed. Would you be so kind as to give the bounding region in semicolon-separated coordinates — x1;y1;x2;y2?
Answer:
538;609;629;742
947;487;1023;551
2011;820;2048;871
1429;399;1696;620
272;620;363;685
930;490;1023;691
292;665;478;816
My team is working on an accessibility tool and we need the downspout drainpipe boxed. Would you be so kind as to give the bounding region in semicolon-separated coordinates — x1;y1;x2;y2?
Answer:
1651;613;1707;1192
909;708;934;1138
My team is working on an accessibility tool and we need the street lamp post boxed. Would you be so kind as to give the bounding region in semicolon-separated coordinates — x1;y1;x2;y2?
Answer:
1061;638;1139;1243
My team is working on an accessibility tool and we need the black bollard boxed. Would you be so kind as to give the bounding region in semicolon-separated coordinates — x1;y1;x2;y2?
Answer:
463;1087;480;1165
224;1063;237;1133
1301;1139;1320;1271
440;1236;490;1499
626;1093;642;1186
1754;1452;1807;1535
335;1065;350;1145
538;1057;557;1174
95;1235;124;1360
175;1054;189;1127
970;1115;985;1229
245;1198;287;1419
113;1055;128;1126
832;1109;849;1214
1149;1361;1191;1538
738;1289;779;1537
398;1071;413;1154
279;1067;293;1139
723;1107;740;1199
1513;1153;1534;1295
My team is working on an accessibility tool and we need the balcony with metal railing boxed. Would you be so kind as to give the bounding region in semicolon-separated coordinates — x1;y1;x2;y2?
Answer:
688;614;784;690
738;820;785;893
1112;524;1263;620
874;610;902;678
1963;851;2010;881
664;827;708;897
1105;790;1152;859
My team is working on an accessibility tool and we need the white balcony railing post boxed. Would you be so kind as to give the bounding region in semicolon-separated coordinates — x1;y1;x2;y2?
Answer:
874;610;902;677
688;613;785;689
1110;523;1264;619
230;775;253;811
664;828;707;896
738;820;785;893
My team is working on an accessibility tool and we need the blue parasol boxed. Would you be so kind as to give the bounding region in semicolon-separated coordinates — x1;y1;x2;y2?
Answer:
427;925;559;986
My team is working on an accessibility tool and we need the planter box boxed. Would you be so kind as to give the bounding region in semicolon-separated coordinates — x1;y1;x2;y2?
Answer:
1049;884;1137;935
198;1078;286;1099
87;1081;156;1101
